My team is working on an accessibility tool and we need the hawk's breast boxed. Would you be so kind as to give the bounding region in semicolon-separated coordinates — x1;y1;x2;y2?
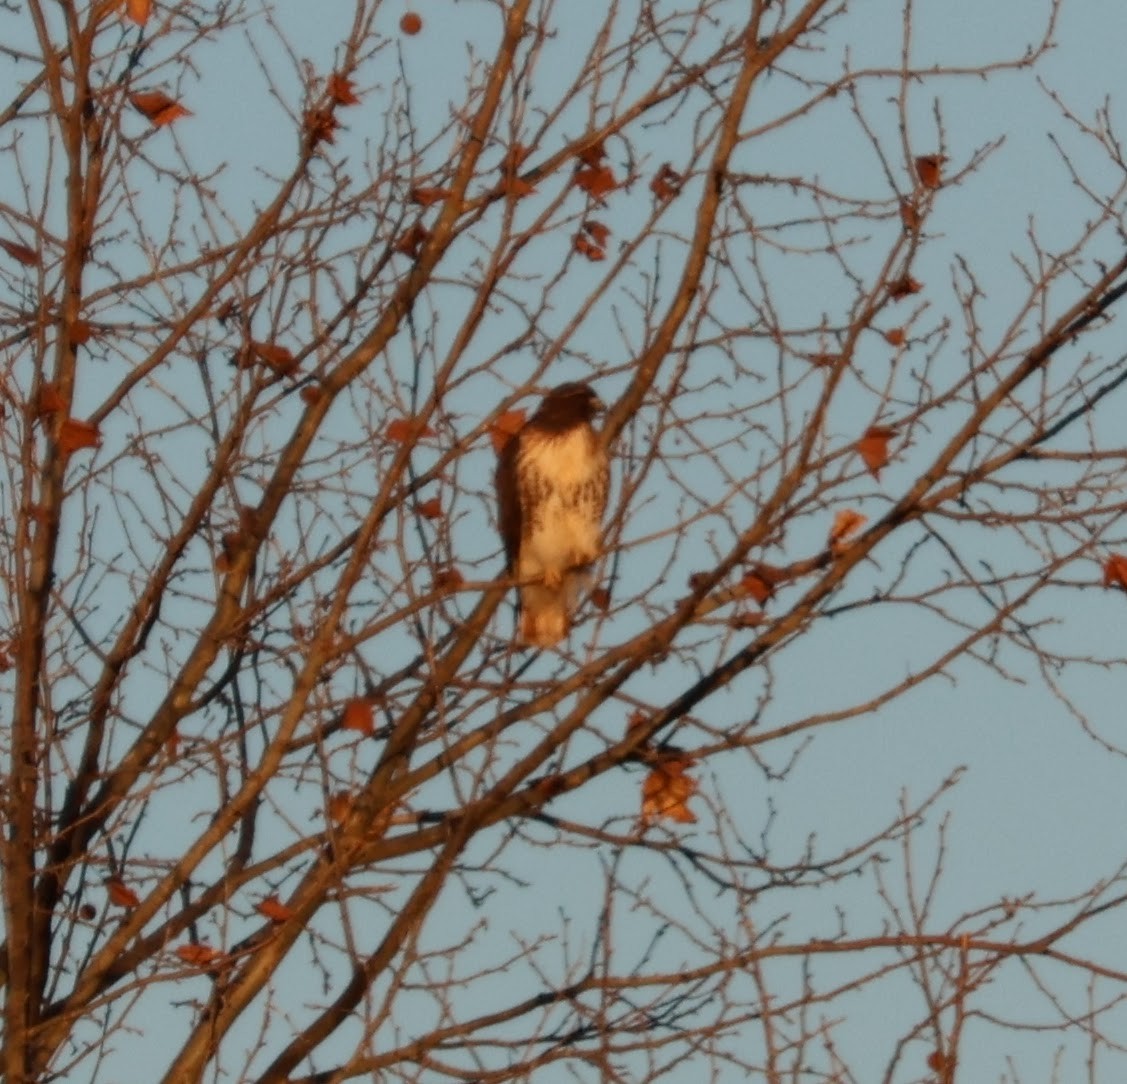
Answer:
516;427;607;580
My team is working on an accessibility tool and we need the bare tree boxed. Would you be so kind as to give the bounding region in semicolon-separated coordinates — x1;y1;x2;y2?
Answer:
4;0;1127;1080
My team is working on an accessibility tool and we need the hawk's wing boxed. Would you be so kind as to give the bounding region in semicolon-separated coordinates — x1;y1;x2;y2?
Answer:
494;429;523;571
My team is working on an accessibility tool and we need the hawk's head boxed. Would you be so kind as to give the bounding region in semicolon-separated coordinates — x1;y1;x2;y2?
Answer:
531;382;605;431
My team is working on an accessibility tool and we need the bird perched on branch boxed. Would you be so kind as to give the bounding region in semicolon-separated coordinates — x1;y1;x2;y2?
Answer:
495;382;610;647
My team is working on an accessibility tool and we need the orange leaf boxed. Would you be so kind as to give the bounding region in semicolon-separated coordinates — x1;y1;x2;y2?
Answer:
576;138;607;167
69;319;95;345
327;72;360;106
328;791;353;824
687;572;711;593
256;895;294;923
650;163;683;201
576;164;618;201
739;564;785;605
248;340;298;374
342;698;375;735
730;611;764;629
417;496;443;519
1103;554;1127;591
882;327;905;346
829;508;867;552
105;876;140;908
215;530;242;572
125;0;151;25
641;754;699;824
858;425;896;479
582;220;610;246
915;154;945;189
299;384;323;405
214;297;240;325
151;101;191;128
888;275;923;301
574;235;605;262
409;185;450;207
400;11;422;34
433;566;464;592
807;352;841;368
385;416;436;444
37;383;66;418
926;1050;952;1072
502;174;537;199
488;409;525;453
304;107;340;147
0;238;38;267
58;418;101;454
899;199;921;231
591;585;611;611
175;943;221;967
393;222;430;257
131;91;190;127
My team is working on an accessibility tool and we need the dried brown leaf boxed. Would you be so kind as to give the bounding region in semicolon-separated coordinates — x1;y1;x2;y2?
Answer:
915;154;945;189
105;876;140;908
576;138;607;167
650;163;683;201
641;754;699;824
125;0;151;25
304;107;340;147
341;698;375;735
393;222;430;257
256;895;294;923
576;164;618;201
385;416;437;444
1103;554;1127;590
131;90;190;127
488;409;525;453
433;567;464;592
888;275;923;301
58;418;101;454
858;425;897;479
409;185;451;207
327;72;360;106
175;943;221;967
417;496;443;520
0;238;38;267
829;508;867;552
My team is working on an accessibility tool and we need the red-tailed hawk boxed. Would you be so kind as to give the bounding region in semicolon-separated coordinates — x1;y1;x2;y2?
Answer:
495;382;610;647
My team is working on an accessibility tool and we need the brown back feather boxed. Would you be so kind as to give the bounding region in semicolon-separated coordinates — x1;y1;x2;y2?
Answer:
495;432;522;570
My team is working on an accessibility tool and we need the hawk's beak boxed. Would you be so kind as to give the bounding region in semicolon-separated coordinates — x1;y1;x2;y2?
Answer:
592;395;606;414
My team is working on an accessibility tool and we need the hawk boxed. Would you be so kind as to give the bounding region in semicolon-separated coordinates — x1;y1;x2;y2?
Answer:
495;382;610;647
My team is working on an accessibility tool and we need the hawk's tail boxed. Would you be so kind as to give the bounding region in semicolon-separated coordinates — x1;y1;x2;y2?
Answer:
519;570;592;647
